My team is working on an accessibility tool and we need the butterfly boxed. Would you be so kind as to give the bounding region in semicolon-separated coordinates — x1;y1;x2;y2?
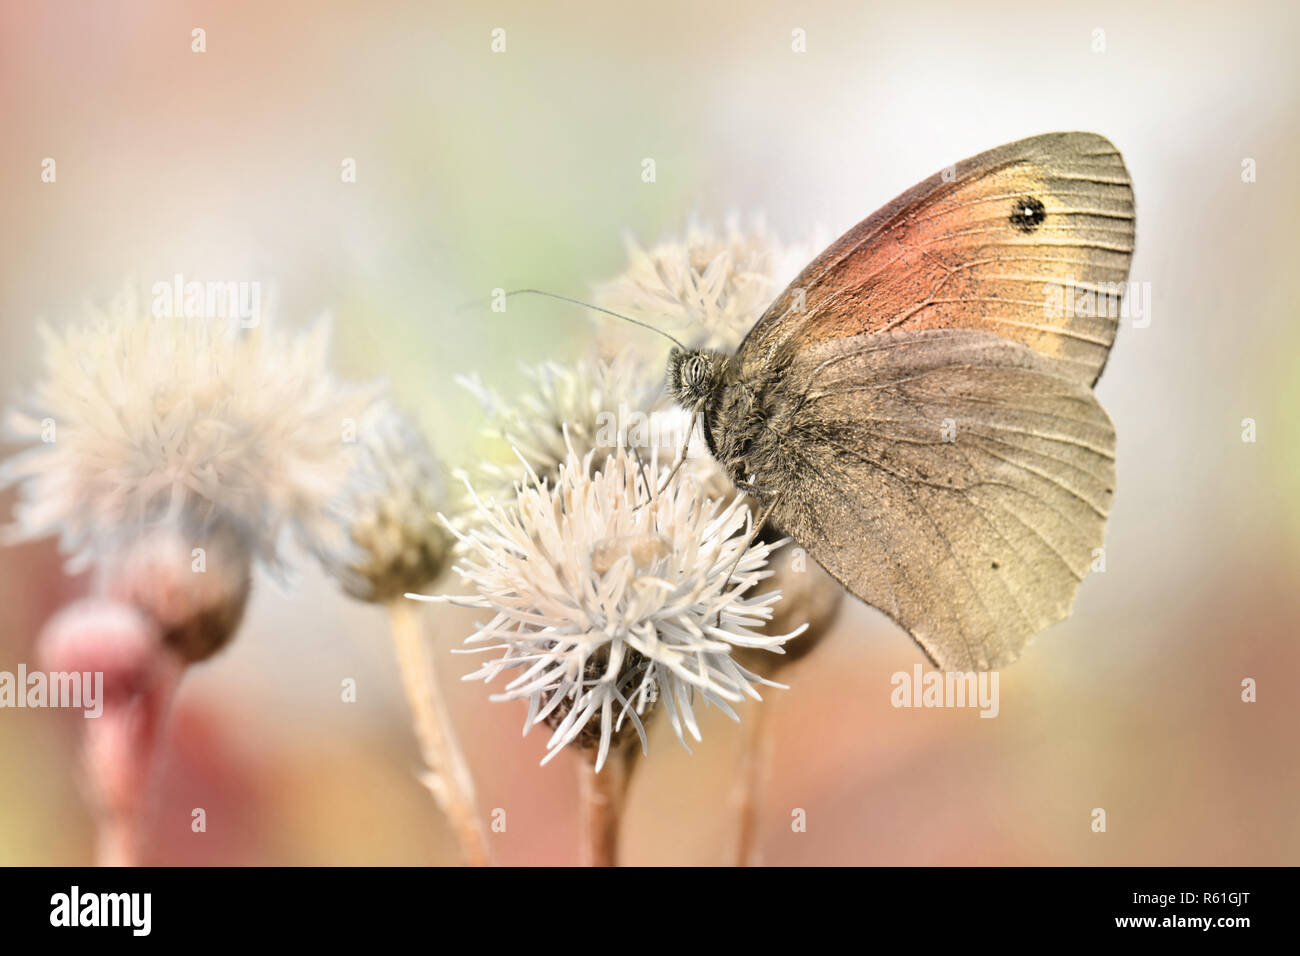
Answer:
667;132;1134;670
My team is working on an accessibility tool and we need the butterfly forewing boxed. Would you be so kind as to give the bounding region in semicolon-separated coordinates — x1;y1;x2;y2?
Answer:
740;131;1135;386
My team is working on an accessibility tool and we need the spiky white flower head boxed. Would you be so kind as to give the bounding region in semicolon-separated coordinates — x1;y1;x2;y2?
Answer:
413;440;804;771
593;217;822;353
315;398;452;603
644;410;843;671
0;285;376;575
458;351;666;510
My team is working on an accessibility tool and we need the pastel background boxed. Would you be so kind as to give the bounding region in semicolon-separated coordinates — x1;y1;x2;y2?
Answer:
1;0;1296;864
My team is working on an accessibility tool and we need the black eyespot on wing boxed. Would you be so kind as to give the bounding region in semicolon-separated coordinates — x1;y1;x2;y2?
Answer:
1009;196;1046;232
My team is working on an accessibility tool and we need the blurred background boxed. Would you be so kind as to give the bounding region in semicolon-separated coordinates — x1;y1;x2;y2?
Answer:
1;0;1297;865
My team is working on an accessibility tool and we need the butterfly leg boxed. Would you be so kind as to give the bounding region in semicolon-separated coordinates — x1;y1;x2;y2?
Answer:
628;442;654;500
734;478;769;498
634;403;701;510
713;494;779;629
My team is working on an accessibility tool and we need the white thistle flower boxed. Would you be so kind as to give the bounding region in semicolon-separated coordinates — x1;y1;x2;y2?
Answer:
315;399;452;602
413;441;804;771
458;352;666;510
0;285;376;574
593;217;820;353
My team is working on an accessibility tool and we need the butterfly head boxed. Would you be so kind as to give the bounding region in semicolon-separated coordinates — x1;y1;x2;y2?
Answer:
667;347;724;408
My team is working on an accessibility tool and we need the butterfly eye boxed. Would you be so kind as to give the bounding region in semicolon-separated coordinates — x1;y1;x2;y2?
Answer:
668;350;718;406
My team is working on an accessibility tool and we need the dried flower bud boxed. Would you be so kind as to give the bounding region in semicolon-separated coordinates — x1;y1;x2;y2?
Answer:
317;401;452;603
99;520;252;663
36;597;166;700
739;527;845;673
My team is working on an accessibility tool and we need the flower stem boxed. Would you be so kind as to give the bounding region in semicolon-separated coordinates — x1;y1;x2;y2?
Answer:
94;814;140;867
388;599;491;866
731;700;775;867
577;746;634;866
84;653;183;867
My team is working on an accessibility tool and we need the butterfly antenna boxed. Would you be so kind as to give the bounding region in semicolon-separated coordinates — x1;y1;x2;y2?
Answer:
460;288;687;350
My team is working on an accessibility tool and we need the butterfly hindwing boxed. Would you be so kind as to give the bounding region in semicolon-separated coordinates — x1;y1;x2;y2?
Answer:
739;131;1135;386
760;328;1116;670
